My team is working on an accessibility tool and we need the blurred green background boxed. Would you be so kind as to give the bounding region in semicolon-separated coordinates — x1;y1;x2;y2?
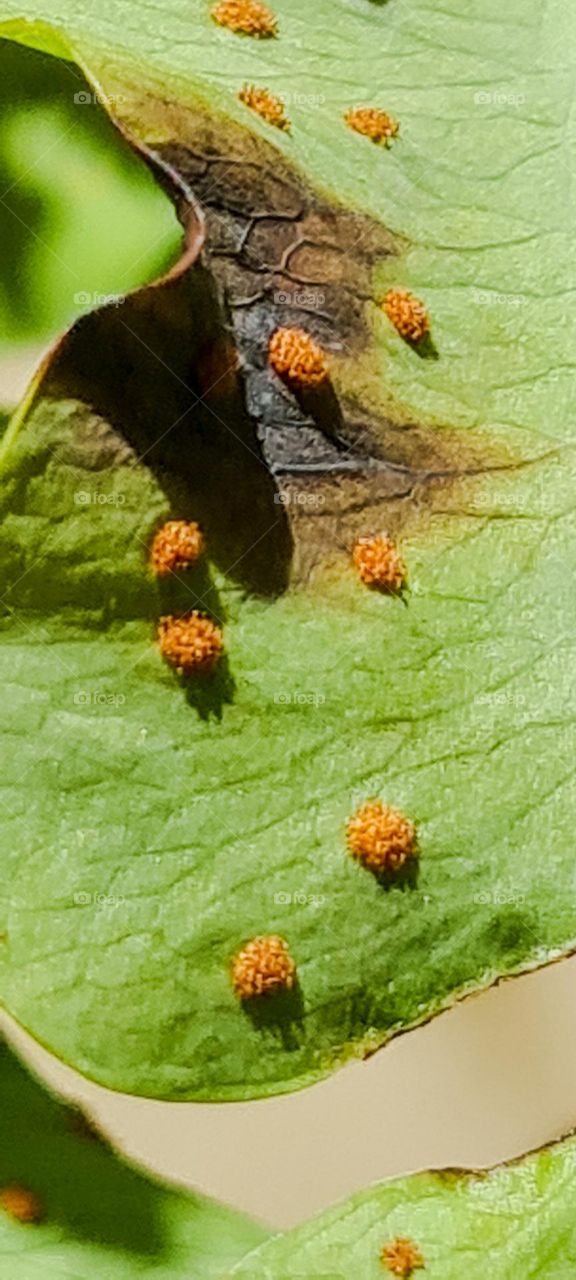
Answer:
0;38;182;405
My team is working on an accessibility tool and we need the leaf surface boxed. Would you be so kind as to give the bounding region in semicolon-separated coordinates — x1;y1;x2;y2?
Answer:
0;0;574;1101
230;1135;576;1279
0;1038;267;1278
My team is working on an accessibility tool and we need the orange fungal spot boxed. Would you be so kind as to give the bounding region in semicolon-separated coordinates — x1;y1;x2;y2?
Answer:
353;533;405;592
0;1185;44;1225
381;1237;424;1277
239;84;290;131
269;327;329;389
150;520;204;577
347;802;416;876
232;935;296;999
211;0;277;37
158;612;223;676
345;106;399;144
383;289;430;343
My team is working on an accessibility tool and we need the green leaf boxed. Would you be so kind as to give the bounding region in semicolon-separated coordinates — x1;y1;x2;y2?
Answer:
0;40;180;368
0;1037;267;1277
229;1136;576;1278
0;0;574;1102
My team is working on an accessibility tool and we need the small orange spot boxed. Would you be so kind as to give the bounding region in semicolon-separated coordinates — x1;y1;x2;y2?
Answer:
269;327;329;389
347;802;416;876
239;85;290;131
345;106;399;144
381;1237;424;1276
211;0;277;36
150;521;204;577
232;935;296;999
0;1185;44;1225
383;289;430;343
353;534;405;592
158;612;223;676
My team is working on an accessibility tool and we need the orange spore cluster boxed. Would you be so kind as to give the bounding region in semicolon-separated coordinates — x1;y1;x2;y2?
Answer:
353;534;406;592
232;935;296;999
383;289;430;343
345;106;399;144
268;327;329;388
239;84;290;131
211;0;277;36
149;520;204;577
0;1185;44;1224
157;612;223;676
381;1237;424;1276
347;802;416;875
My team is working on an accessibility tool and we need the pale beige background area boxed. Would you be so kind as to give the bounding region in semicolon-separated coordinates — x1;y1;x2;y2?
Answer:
4;957;576;1230
0;347;47;405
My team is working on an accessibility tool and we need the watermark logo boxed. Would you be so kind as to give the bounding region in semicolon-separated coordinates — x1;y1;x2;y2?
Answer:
277;90;326;109
473;89;526;108
74;491;126;506
73;691;126;708
73;891;125;906
470;490;528;511
474;888;526;906
274;891;327;907
475;691;526;708
73;290;123;308
73;92;126;106
273;490;326;507
472;288;527;308
274;691;326;707
273;288;326;309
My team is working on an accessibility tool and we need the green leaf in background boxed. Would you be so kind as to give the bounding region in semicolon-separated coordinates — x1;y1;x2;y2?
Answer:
229;1135;576;1278
0;1037;267;1278
0;0;574;1102
0;39;180;387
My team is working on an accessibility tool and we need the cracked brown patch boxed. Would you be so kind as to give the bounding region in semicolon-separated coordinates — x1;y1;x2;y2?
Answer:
28;71;523;593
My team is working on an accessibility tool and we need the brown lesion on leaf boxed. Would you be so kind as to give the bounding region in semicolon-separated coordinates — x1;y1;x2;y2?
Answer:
34;74;525;598
66;1105;107;1144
